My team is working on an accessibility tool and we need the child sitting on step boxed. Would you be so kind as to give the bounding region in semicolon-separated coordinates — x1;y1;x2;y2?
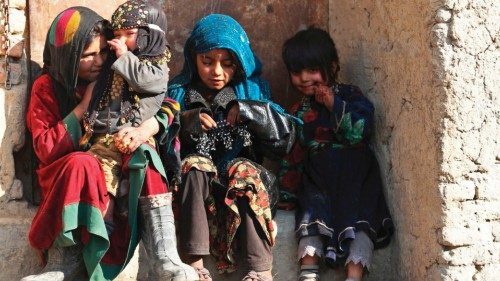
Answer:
280;26;394;281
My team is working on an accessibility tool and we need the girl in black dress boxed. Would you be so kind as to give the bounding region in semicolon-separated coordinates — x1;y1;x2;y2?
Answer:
280;27;393;281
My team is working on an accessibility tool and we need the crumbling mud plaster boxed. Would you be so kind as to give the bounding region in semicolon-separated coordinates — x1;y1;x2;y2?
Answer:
330;0;499;280
436;1;499;280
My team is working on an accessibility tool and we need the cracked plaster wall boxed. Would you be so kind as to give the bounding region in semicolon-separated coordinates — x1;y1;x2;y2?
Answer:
436;1;499;280
329;0;499;280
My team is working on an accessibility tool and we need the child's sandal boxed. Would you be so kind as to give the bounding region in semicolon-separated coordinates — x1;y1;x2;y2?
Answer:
194;267;212;281
299;264;320;281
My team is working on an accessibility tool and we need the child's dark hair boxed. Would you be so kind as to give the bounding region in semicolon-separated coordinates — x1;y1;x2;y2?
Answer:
85;20;113;48
282;26;340;85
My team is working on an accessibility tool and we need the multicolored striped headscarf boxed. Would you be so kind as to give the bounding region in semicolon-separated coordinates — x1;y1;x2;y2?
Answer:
42;6;104;117
168;14;274;110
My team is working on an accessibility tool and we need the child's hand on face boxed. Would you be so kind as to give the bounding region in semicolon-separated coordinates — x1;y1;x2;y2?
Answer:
107;37;128;58
314;84;334;111
200;113;217;132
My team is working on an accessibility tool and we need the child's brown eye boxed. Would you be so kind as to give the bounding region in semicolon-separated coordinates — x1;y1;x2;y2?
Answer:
222;61;234;68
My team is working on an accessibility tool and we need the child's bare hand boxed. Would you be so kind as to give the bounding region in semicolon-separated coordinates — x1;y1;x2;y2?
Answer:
314;85;334;111
200;113;217;132
114;126;147;154
107;38;128;58
226;103;240;127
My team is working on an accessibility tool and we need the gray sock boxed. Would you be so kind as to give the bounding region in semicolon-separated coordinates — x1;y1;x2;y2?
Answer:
299;264;319;281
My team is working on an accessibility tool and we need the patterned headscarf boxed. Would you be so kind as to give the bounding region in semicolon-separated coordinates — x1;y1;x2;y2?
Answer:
111;0;169;59
42;6;104;117
168;14;274;110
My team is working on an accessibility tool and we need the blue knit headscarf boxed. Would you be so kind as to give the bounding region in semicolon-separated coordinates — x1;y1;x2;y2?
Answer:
168;14;276;110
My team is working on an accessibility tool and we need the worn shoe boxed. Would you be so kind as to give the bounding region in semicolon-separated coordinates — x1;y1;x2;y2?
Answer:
20;244;86;281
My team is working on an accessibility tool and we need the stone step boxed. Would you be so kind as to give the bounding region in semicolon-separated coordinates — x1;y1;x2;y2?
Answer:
116;210;395;281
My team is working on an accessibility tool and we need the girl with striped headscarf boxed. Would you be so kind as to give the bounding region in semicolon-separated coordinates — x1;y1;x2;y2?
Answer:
23;6;195;281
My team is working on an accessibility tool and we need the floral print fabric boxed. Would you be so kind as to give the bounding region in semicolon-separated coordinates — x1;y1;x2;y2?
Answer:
180;155;275;273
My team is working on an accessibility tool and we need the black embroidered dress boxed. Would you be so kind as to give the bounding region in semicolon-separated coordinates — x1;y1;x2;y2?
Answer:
280;84;393;266
177;82;296;272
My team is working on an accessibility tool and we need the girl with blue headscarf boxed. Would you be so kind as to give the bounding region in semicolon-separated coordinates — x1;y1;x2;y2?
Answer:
168;14;296;281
